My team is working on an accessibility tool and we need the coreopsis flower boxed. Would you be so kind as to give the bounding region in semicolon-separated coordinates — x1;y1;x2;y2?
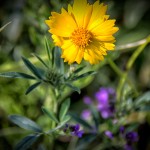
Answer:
45;0;119;64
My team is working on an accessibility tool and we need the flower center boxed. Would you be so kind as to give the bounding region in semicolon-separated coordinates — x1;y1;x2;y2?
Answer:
71;28;92;48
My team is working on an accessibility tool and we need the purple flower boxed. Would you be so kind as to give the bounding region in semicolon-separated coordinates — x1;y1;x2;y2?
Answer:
83;96;92;105
125;131;138;143
97;103;115;119
69;124;84;138
70;124;80;132
95;87;116;119
100;108;112;119
95;87;109;104
118;127;138;150
72;130;84;138
119;126;125;134
81;109;91;120
105;130;113;139
124;144;133;150
63;124;84;138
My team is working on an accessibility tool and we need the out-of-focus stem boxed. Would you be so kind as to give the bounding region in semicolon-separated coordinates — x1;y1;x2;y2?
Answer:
126;36;150;70
115;38;148;51
117;35;150;101
0;21;11;32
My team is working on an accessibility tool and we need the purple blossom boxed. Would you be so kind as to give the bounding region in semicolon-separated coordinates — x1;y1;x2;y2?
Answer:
125;131;138;143
97;103;115;119
95;87;109;104
95;87;116;119
105;130;113;139
83;96;92;105
119;127;138;150
81;109;91;120
119;126;125;134
124;144;133;150
69;124;84;138
98;107;112;119
72;130;84;138
70;124;80;132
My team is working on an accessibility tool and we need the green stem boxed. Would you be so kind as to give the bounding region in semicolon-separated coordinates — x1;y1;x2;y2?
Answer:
117;35;150;101
126;35;150;70
115;37;149;51
107;57;123;77
108;57;138;98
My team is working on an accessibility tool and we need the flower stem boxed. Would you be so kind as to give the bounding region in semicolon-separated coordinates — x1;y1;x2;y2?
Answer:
117;35;150;101
115;37;149;51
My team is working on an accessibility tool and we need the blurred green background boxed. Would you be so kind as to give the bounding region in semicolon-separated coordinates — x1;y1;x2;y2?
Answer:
0;0;150;149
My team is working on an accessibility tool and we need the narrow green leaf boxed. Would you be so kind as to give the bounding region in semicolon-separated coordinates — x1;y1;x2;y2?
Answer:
59;99;70;122
8;115;42;132
22;56;42;79
135;91;150;105
69;113;93;129
65;83;81;94
46;116;71;134
25;82;41;95
54;47;62;68
52;47;64;73
71;71;97;81
0;72;36;80
0;21;11;32
15;134;40;150
44;37;51;62
52;47;55;67
74;66;86;74
42;107;59;123
61;115;71;124
32;53;49;68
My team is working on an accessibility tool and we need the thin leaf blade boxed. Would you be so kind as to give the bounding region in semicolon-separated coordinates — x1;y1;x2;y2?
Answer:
8;115;42;132
74;66;86;74
15;134;40;150
32;53;49;68
71;71;97;81
0;72;36;80
42;107;59;123
22;56;42;79
65;83;80;94
59;99;70;122
69;113;93;129
25;82;41;95
44;37;51;62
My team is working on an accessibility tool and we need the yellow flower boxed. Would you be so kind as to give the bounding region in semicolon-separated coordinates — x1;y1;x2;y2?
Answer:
45;0;119;64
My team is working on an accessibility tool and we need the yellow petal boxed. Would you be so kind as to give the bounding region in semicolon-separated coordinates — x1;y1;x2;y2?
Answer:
75;48;84;64
46;9;77;37
84;49;103;64
91;20;117;35
84;43;105;64
61;40;81;64
87;2;107;30
83;4;93;28
95;35;115;42
51;35;64;47
104;43;115;50
72;0;87;27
